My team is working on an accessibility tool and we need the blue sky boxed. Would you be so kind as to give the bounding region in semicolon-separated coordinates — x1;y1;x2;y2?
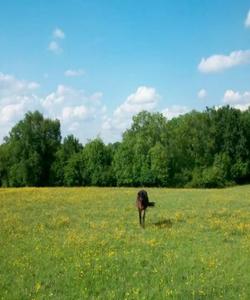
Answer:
0;0;250;143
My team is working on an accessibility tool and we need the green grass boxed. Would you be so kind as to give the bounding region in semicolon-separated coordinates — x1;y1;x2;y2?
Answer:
0;186;250;299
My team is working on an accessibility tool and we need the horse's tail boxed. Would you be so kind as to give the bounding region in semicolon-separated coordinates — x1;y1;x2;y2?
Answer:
148;201;155;207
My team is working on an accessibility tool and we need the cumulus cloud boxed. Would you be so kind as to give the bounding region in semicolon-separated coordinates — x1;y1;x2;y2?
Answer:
42;85;77;111
64;69;85;77
245;10;250;28
0;73;39;99
42;85;104;119
41;84;106;141
114;86;159;119
0;73;40;108
101;86;159;137
162;105;190;120
62;105;89;121
0;74;193;143
0;103;25;123
198;50;250;73
53;28;65;39
48;41;62;54
90;92;103;103
48;28;65;54
223;89;250;110
42;85;103;116
0;73;41;140
0;72;107;142
68;122;80;132
197;89;207;99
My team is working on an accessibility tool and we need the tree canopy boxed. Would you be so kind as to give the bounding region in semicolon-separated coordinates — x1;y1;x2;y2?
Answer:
1;107;250;187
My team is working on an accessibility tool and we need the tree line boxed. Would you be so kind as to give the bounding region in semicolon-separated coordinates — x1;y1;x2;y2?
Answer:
0;106;250;188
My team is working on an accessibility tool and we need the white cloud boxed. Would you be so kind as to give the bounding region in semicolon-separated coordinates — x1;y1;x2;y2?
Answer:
0;73;41;141
43;85;103;119
42;85;104;115
162;105;190;120
101;86;159;141
90;92;103;103
223;89;250;110
48;28;65;54
68;122;80;132
0;74;193;143
198;50;250;73
42;85;77;110
0;73;40;108
197;89;207;99
114;86;159;118
0;103;25;123
48;41;62;54
64;69;85;77
223;90;241;103
245;10;250;28
62;105;89;121
27;82;40;90
41;84;106;140
0;73;39;99
0;72;107;143
53;28;65;39
102;86;159;134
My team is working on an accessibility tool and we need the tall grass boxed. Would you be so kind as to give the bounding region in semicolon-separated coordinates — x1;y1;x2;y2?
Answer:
0;186;250;299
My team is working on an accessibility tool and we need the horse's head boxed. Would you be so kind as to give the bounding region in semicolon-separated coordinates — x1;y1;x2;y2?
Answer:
137;190;148;203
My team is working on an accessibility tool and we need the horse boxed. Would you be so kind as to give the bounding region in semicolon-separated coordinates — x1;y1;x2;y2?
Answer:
136;190;155;228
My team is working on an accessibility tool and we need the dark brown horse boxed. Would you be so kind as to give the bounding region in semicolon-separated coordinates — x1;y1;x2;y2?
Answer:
136;190;155;228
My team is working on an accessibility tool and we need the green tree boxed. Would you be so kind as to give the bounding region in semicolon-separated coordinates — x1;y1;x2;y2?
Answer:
113;111;169;186
149;142;169;186
51;135;83;185
64;152;85;186
3;111;61;186
82;138;115;186
0;143;11;186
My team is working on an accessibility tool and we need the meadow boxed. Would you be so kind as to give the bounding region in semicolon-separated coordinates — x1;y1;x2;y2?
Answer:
0;186;250;300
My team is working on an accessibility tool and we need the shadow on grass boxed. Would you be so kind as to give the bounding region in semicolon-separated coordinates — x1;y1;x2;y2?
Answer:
153;218;173;229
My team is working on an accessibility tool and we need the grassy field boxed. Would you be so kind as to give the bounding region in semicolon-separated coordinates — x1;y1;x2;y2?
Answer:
0;186;250;300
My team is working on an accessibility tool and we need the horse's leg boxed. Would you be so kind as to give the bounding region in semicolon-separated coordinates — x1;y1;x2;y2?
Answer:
138;209;142;226
142;209;146;228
